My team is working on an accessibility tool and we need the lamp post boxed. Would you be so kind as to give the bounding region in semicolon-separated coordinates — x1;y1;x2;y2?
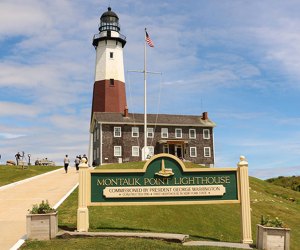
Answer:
28;154;31;166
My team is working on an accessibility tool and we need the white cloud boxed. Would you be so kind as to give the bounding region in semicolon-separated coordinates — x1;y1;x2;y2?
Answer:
0;102;40;117
0;133;26;139
0;1;51;38
0;63;57;88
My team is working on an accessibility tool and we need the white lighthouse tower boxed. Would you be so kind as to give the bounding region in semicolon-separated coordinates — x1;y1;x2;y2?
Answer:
91;7;127;113
89;7;127;165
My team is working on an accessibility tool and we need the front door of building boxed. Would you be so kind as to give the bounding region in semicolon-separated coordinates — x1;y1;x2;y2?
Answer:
169;144;175;155
175;145;182;158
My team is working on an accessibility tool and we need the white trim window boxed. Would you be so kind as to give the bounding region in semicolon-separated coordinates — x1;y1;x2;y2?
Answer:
114;127;121;137
96;147;99;158
147;128;154;138
132;146;139;157
175;128;182;138
93;132;96;142
132;127;139;137
93;149;96;159
114;146;122;156
190;147;197;157
163;144;169;153
189;129;196;139
203;129;210;139
161;128;168;138
148;146;154;157
204;147;211;157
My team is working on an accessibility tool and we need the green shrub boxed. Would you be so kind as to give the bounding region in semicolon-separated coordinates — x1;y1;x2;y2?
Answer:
260;215;285;228
28;200;56;214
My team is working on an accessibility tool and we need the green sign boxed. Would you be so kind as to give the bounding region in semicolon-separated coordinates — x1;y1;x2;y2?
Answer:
90;154;239;205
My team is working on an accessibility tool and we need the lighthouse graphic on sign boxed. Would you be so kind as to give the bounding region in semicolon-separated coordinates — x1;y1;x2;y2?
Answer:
91;7;127;113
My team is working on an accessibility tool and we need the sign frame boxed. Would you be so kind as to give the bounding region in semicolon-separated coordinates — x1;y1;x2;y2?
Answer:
77;153;253;244
88;154;240;206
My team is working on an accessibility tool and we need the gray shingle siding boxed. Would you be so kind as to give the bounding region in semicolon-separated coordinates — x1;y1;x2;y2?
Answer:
92;113;215;166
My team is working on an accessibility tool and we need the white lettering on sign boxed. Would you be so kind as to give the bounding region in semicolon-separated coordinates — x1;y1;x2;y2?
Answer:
103;185;226;198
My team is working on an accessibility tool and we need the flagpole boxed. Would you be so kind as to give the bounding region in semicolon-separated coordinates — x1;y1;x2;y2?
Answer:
143;28;147;160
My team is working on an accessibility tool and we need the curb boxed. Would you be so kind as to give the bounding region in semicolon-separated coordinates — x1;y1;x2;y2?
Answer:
53;183;79;209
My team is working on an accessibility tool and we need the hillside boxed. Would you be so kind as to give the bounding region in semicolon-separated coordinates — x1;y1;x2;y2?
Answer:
266;175;300;192
56;165;300;249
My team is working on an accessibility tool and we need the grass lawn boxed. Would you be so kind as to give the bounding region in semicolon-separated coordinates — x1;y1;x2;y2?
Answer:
0;165;62;186
96;161;207;169
21;238;244;250
21;237;242;250
21;162;300;250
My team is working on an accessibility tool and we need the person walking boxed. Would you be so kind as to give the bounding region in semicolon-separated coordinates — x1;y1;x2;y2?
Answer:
74;156;80;173
64;155;70;173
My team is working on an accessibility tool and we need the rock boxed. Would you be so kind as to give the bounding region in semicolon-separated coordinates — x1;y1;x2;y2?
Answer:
6;160;16;166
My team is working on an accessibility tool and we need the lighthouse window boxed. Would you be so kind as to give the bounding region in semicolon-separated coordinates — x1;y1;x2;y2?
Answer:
110;52;114;58
110;79;114;86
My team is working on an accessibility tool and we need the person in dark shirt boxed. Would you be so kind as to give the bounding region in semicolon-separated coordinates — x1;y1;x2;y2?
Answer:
15;152;21;165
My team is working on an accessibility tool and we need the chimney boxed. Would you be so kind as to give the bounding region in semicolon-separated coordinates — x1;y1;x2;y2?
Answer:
202;112;208;120
124;106;129;117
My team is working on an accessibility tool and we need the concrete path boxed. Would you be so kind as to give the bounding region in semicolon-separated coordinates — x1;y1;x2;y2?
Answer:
57;231;189;243
0;168;79;250
184;240;253;249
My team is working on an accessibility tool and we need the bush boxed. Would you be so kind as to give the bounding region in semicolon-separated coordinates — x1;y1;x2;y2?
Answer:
260;215;285;228
28;200;56;214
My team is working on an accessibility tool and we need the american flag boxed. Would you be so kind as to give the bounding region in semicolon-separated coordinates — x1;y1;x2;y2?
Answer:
145;31;154;47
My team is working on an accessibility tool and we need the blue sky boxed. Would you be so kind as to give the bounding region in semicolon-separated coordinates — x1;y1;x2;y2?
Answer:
0;0;299;179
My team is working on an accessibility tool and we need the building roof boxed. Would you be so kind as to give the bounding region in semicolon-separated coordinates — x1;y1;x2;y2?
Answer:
93;112;216;128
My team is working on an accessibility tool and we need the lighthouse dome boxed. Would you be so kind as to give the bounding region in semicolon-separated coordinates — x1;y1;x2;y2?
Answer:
99;7;120;32
101;7;118;20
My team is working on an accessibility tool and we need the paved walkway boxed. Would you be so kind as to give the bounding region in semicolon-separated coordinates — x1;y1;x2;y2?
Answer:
184;241;252;249
0;168;79;250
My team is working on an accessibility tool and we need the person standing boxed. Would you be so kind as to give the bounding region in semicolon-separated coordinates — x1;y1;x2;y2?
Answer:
74;156;80;173
15;152;21;165
82;154;88;164
64;155;70;173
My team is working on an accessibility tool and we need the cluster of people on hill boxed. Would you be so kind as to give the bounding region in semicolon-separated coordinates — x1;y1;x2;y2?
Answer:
63;154;88;173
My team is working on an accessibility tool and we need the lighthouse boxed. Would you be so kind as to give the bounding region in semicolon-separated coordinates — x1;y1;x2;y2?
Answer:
89;8;216;168
91;7;127;114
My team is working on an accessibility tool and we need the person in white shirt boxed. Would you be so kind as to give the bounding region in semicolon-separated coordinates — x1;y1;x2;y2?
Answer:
64;155;70;173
